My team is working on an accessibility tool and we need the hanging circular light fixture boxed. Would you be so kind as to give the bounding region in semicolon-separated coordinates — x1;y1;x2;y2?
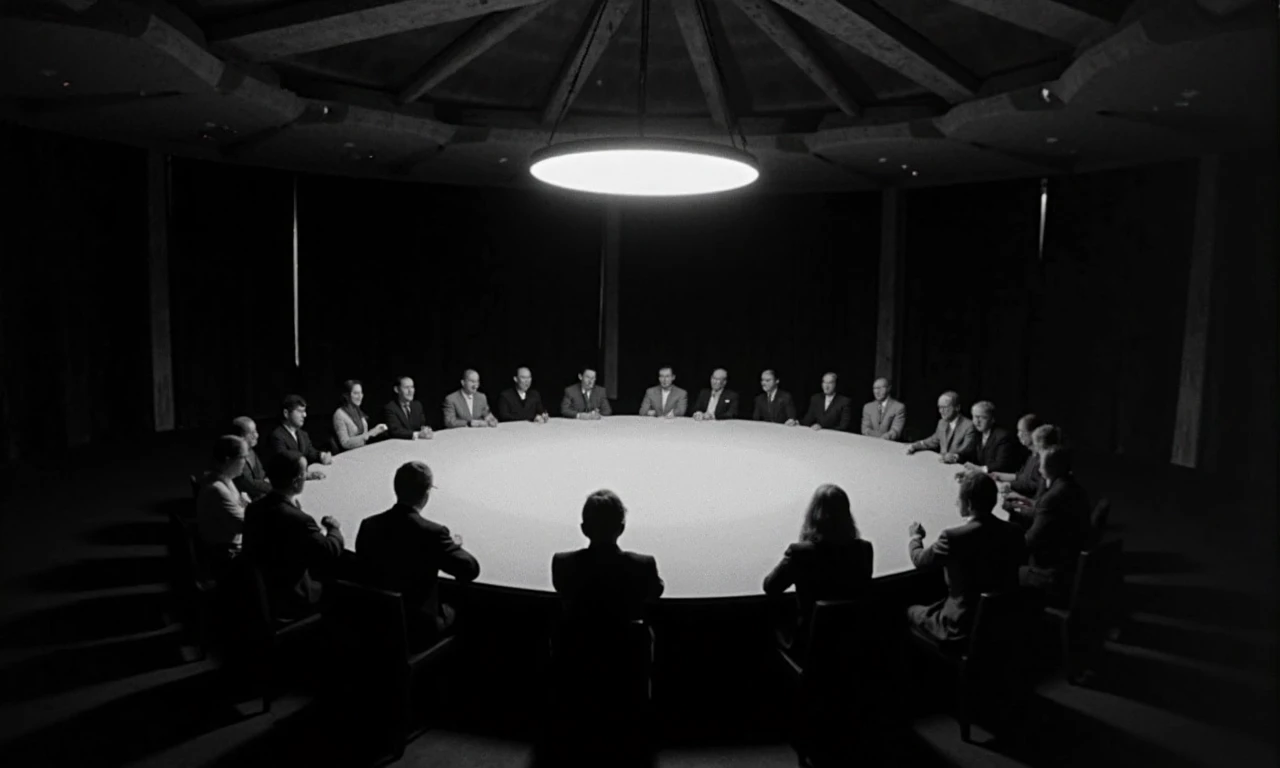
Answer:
529;0;758;196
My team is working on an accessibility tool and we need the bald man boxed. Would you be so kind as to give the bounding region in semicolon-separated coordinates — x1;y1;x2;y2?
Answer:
906;391;976;463
691;369;739;421
800;373;853;431
443;369;498;429
861;377;906;440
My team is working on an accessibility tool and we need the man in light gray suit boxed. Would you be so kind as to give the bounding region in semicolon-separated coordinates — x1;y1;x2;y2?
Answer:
861;377;906;441
906;390;975;463
639;366;688;418
443;369;498;429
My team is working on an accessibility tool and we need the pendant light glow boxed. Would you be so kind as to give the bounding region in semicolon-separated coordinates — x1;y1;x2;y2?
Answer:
530;138;759;196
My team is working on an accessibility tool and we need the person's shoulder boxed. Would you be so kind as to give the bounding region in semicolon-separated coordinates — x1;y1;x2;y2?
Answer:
498;387;516;399
563;384;578;394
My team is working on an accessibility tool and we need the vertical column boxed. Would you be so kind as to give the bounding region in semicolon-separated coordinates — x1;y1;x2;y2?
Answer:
148;151;175;432
1171;156;1220;468
875;188;905;386
601;203;621;398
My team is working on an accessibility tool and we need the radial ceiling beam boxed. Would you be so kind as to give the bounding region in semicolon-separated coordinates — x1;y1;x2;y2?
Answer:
671;0;730;127
209;0;546;62
730;0;859;116
540;0;636;126
945;0;1112;46
398;2;558;104
767;0;977;102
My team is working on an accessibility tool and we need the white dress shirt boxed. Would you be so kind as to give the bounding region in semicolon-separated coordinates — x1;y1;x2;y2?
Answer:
705;390;721;416
462;391;474;419
661;389;670;409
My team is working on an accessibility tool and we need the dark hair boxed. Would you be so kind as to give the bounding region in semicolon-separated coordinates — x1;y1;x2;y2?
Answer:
212;435;247;465
341;379;362;404
958;472;997;517
580;365;598;376
282;394;307;412
1040;446;1073;479
266;451;306;489
394;461;434;505
394;375;413;389
799;484;859;544
582;489;626;541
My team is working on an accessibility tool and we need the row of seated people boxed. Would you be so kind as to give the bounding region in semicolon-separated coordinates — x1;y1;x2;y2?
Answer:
195;421;1092;660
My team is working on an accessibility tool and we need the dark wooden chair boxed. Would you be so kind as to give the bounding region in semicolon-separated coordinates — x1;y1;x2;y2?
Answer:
1087;498;1111;547
165;510;216;660
327;579;458;761
1045;538;1124;684
222;565;323;713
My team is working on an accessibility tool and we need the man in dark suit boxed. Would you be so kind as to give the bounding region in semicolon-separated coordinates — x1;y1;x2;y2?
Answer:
232;416;271;500
752;369;798;425
242;453;346;621
905;472;1024;644
998;422;1062;520
383;375;434;440
562;367;612;419
906;390;977;463
800;372;853;431
960;401;1025;474
498;366;550;423
1015;447;1091;599
263;395;332;479
691;368;739;421
357;462;481;650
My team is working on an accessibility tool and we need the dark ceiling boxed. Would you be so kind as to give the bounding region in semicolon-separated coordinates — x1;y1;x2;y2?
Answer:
0;0;1274;191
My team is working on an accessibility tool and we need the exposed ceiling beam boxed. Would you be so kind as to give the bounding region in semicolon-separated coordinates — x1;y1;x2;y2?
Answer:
945;1;1112;46
540;0;635;126
767;0;977;102
397;1;558;104
671;0;731;127
208;0;546;62
730;0;859;116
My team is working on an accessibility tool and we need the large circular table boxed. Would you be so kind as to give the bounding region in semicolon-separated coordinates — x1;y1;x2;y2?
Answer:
303;416;973;599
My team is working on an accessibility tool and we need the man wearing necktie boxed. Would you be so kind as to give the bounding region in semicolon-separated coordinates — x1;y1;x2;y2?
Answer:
692;369;738;421
752;369;797;425
800;372;854;431
561;367;612;419
383;376;434;440
861;377;906;440
906;390;976;463
443;369;499;428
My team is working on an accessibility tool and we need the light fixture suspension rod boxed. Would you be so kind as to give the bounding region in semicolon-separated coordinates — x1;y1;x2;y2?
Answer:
638;0;651;137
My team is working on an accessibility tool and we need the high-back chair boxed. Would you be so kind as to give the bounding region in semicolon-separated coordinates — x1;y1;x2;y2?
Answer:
1046;538;1124;683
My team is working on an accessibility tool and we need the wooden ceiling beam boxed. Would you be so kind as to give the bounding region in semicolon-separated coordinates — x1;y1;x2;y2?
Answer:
767;0;977;103
397;1;558;104
945;0;1112;46
540;0;635;126
730;0;859;116
209;0;546;62
670;0;731;127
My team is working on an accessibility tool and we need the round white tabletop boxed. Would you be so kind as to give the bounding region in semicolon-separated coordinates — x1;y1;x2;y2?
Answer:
301;416;972;599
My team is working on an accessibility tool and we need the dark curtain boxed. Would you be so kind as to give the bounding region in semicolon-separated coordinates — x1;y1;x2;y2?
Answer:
615;193;881;414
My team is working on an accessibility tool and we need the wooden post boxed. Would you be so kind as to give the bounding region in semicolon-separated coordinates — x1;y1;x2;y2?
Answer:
148;151;175;432
1171;155;1220;468
875;188;904;388
601;203;621;398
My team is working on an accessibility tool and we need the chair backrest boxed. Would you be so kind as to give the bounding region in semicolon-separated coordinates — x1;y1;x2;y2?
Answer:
966;589;1044;677
804;598;881;708
167;510;210;593
329;579;411;671
1088;498;1111;546
1067;538;1124;634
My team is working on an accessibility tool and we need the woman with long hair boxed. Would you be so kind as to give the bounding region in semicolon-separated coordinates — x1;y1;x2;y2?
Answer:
332;379;388;452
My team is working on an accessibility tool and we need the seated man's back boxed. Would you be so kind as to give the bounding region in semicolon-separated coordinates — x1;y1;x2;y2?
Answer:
552;546;663;628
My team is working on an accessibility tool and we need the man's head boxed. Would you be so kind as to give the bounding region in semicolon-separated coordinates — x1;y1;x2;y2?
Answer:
937;391;960;422
394;376;415;403
821;372;837;396
658;367;675;389
212;435;249;475
872;378;890;402
231;416;259;449
710;369;728;392
1031;424;1062;454
393;461;434;511
461;369;480;395
581;489;626;545
281;395;307;429
760;369;778;393
957;471;997;519
266;452;307;496
579;367;597;390
1016;414;1042;449
514;367;533;392
1039;446;1072;482
971;401;995;433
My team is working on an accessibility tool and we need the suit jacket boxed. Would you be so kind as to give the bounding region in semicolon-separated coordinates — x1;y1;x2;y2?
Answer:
1022;477;1091;578
691;388;739;420
497;388;547;422
763;539;873;642
356;504;481;646
264;424;322;465
552;545;664;627
908;516;1025;643
442;389;492;428
639;386;688;417
383;399;429;439
1009;451;1043;498
960;426;1025;473
561;385;613;417
235;448;271;500
800;393;854;431
861;398;906;440
912;415;977;457
753;390;797;424
242;492;344;621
